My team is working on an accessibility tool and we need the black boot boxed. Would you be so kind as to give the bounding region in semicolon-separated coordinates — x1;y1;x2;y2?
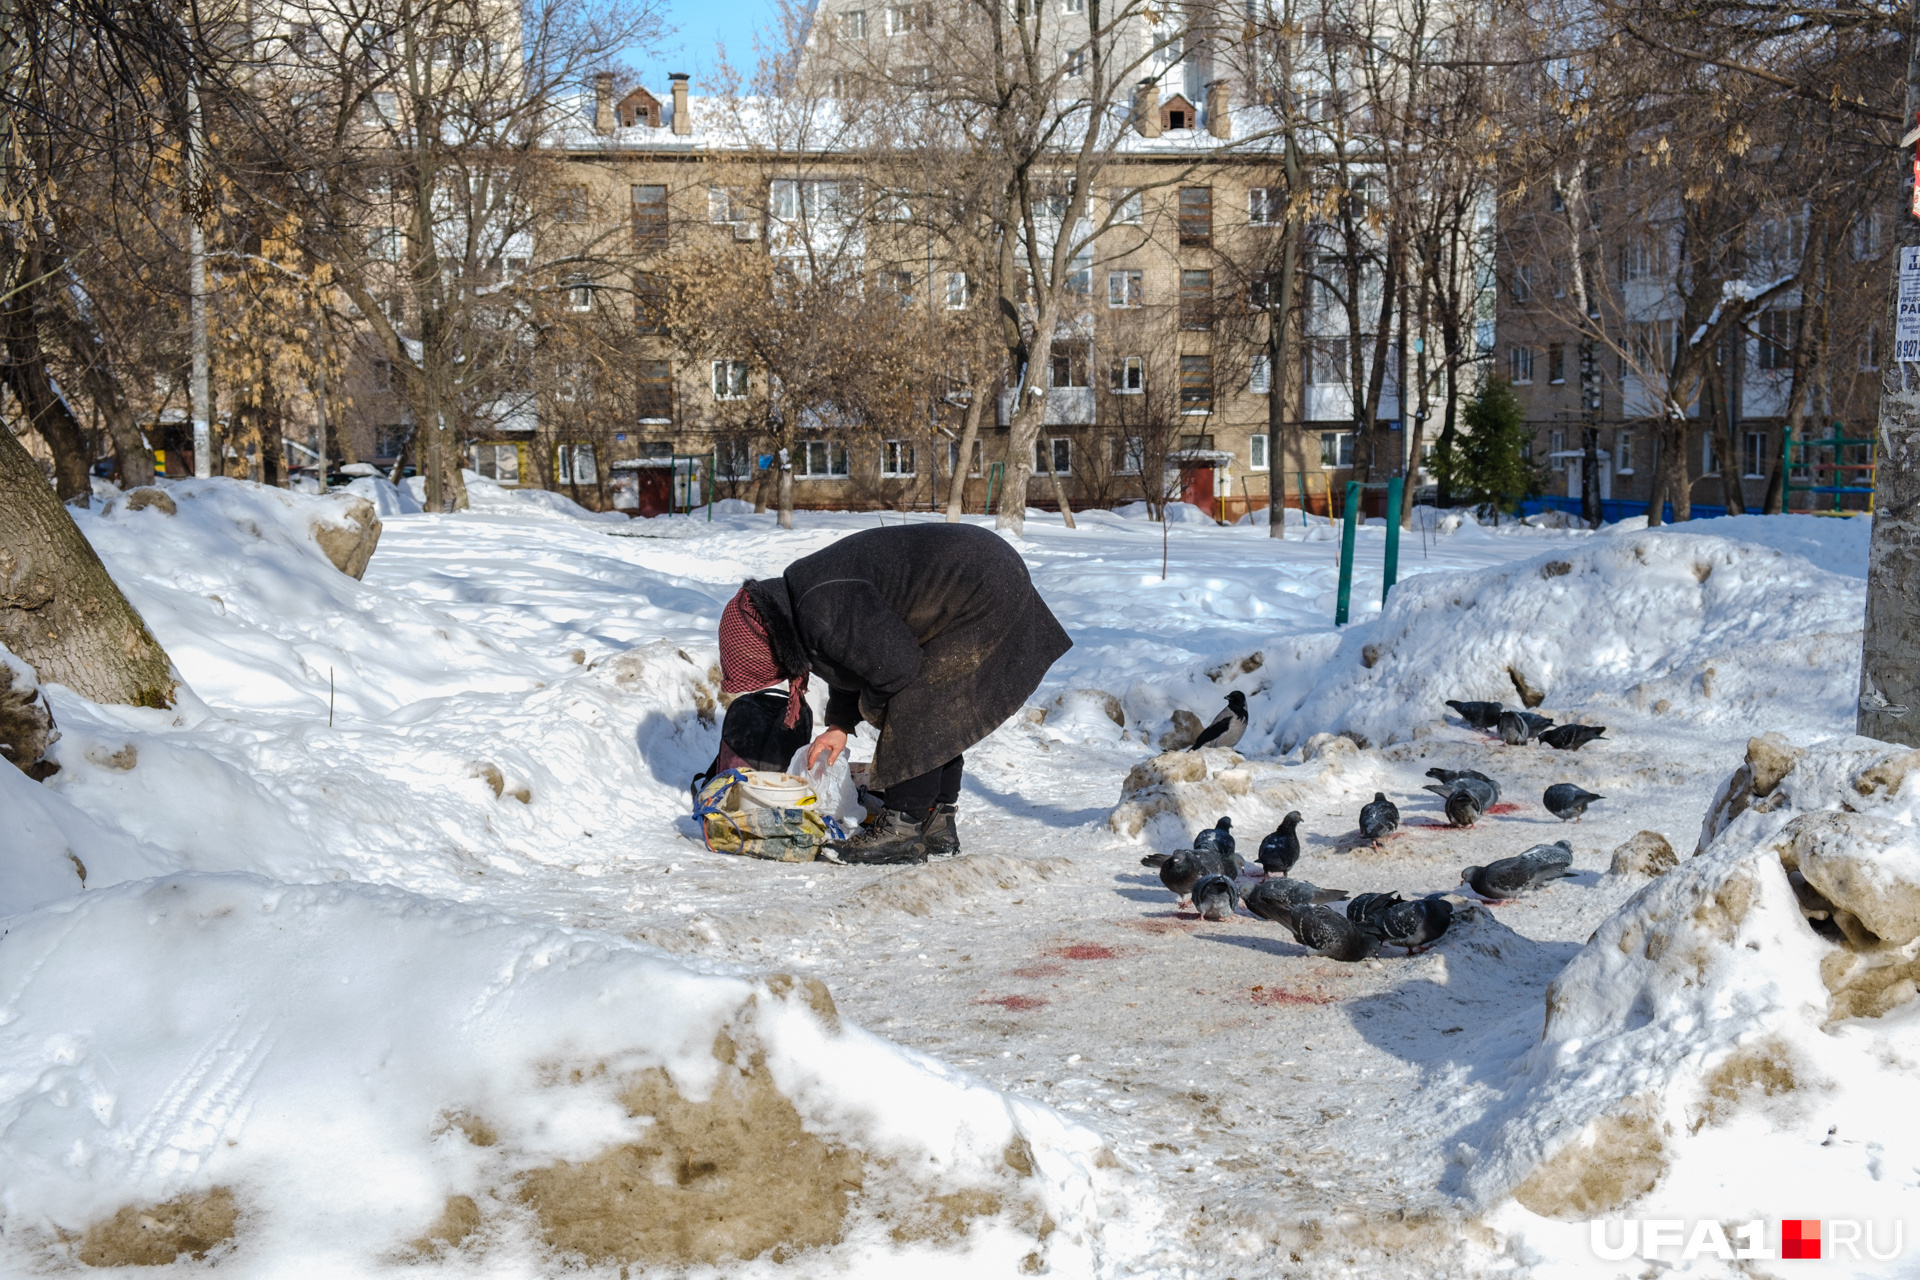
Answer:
922;803;960;857
825;809;929;865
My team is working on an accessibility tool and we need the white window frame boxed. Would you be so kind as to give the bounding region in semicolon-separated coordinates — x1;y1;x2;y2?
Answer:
1107;269;1142;309
1743;430;1768;479
1249;432;1269;471
1250;351;1271;394
797;440;850;478
1616;430;1634;474
555;441;598;485
885;5;913;35
1511;262;1533;302
711;359;749;399
1035;436;1071;475
1702;433;1720;477
714;440;757;480
1509;345;1534;385
1110;355;1144;393
1062;0;1085;11
1112;190;1143;225
881;439;917;477
1549;429;1566;470
945;271;969;309
1319;431;1354;468
1248;187;1283;226
569;283;593;312
842;8;867;38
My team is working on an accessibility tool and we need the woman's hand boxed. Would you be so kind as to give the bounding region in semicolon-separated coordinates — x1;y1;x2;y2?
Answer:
806;727;849;770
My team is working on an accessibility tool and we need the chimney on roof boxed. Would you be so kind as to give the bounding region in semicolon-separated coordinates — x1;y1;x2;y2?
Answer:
1134;79;1161;138
670;73;691;136
1206;79;1230;138
593;71;615;135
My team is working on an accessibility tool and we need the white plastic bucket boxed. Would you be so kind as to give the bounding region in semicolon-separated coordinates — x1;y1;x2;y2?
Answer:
735;771;817;812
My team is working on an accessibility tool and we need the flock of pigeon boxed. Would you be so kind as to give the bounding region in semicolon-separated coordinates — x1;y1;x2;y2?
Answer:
1142;694;1610;962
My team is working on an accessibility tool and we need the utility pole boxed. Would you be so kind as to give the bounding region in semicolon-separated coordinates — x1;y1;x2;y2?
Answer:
187;70;212;479
1859;0;1920;743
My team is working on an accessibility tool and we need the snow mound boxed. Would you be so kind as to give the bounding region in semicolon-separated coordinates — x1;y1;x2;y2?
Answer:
1646;512;1871;579
1111;501;1218;524
1467;735;1920;1242
1275;532;1862;751
0;873;1112;1274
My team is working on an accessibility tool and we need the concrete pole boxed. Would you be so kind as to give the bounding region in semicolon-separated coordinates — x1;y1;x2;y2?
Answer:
188;75;211;479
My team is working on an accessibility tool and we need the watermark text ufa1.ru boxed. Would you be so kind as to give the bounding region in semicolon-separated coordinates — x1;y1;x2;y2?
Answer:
1591;1219;1903;1262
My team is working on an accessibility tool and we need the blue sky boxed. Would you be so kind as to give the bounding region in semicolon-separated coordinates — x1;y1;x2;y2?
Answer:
627;0;796;93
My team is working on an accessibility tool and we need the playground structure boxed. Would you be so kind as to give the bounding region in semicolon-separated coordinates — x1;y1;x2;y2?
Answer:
1785;423;1876;517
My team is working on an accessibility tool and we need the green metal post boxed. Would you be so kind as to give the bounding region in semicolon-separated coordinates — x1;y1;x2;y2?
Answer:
1296;470;1309;529
984;461;1002;515
1382;476;1402;606
1335;481;1359;625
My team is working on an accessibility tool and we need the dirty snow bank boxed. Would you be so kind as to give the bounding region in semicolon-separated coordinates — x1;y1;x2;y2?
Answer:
1463;734;1920;1271
0;872;1113;1275
1271;531;1862;752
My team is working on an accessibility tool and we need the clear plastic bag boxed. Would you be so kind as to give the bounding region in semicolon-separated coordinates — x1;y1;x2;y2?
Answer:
788;745;865;830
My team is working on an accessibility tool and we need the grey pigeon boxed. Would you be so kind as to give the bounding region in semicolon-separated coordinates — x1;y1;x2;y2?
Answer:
1543;783;1604;821
1189;691;1249;751
1445;700;1505;730
1152;849;1204;901
1365;896;1454;953
1463;840;1576;899
1497;709;1554;745
1191;874;1239;921
1243;878;1350;925
1539;723;1607;751
1287;903;1381;961
1258;811;1302;876
1193;816;1236;859
1426;767;1502;806
1443;787;1486;828
1345;891;1403;928
1359;792;1400;846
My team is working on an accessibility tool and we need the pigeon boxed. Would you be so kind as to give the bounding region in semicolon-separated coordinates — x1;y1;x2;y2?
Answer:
1423;773;1497;819
1543;783;1604;821
1192;816;1236;860
1243;878;1350;925
1191;874;1240;921
1258;812;1303;876
1364;896;1455;953
1539;723;1607;751
1463;841;1576;899
1189;691;1250;751
1445;700;1505;730
1443;787;1486;827
1358;792;1400;846
1151;849;1205;902
1286;903;1381;961
1425;767;1502;806
1345;891;1403;928
1496;709;1554;745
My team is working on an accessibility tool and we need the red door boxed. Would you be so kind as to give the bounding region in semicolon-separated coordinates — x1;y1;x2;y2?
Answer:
1180;465;1213;515
633;469;672;517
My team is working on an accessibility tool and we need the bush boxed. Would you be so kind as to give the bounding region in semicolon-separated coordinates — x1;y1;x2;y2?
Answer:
1433;377;1537;522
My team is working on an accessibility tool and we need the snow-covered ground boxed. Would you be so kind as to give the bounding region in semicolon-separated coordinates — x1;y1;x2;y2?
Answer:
1;475;1904;1278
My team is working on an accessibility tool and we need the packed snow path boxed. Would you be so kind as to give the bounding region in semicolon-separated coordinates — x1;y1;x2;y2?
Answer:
7;482;1877;1277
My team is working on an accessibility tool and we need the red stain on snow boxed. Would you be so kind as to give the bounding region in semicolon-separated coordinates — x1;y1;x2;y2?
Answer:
1250;985;1333;1007
980;994;1048;1011
1486;802;1521;815
1050;944;1120;961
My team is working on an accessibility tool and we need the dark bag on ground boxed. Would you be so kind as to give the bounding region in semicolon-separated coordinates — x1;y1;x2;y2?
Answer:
692;689;814;796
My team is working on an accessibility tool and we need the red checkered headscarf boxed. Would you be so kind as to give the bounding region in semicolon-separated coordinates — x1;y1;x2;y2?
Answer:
718;588;809;727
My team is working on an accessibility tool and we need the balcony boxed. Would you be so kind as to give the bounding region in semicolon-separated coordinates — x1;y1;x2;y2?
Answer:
997;386;1095;426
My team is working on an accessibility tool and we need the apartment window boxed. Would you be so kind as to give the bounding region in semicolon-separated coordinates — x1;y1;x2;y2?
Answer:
1744;431;1768;479
886;270;915;305
711;440;756;480
1107;270;1142;309
1622;228;1663;281
881;440;916;476
1250;351;1271;394
1065;244;1092;296
1319;431;1354;468
1615;430;1634;474
470;442;522;484
632;184;668;250
1179;269;1213;330
1758;308;1799;371
711;359;749;399
1178;187;1213;246
1249;432;1269;470
945;271;969;309
1112;435;1144;474
1179;354;1212;412
634;272;668;334
1861;325;1881;371
947;437;983;476
1508;345;1534;384
1110;355;1144;393
637;359;673;422
1702;433;1720;476
1035;437;1071;475
1249;272;1286;311
1548;429;1566;470
707;186;746;223
842;8;867;37
876;189;913;221
1548;344;1566;385
1062;0;1085;11
1551;257;1569;299
1511;262;1533;302
1249;187;1284;226
1049;343;1089;387
553;184;588;223
1112;191;1143;225
798;440;850;477
1308;338;1348;385
885;5;915;34
555;442;598;486
1065;47;1087;77
1851;213;1886;262
569;282;593;312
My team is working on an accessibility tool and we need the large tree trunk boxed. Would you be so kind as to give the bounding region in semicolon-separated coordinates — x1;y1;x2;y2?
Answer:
945;388;985;522
777;446;794;530
1663;422;1692;522
1269;132;1304;537
57;256;154;488
1645;431;1667;526
3;247;92;503
0;421;175;706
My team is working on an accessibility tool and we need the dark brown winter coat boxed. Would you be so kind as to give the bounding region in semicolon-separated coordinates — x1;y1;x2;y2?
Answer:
742;524;1071;788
